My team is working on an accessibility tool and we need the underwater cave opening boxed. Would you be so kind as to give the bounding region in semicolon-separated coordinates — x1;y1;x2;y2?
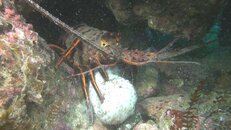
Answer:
17;0;118;46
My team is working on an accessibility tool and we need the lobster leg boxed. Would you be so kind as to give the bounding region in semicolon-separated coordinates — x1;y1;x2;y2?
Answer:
56;38;81;68
49;40;91;106
81;71;90;107
93;56;109;81
74;62;90;107
88;68;105;103
48;44;66;52
73;61;105;106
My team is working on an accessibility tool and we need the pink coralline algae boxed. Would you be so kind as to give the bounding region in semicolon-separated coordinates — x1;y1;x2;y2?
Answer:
3;7;38;43
0;87;22;108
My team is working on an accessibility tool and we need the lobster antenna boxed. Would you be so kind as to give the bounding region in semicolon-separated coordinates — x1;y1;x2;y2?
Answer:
24;0;111;56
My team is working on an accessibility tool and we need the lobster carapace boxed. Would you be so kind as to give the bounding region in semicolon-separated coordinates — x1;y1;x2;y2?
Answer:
49;24;122;106
61;24;122;65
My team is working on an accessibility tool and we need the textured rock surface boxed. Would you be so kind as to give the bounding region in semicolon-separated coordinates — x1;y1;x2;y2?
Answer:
137;94;190;129
157;62;207;88
134;120;159;130
201;47;231;72
135;65;159;99
106;0;225;39
137;94;190;119
0;2;85;129
105;0;138;24
92;119;108;130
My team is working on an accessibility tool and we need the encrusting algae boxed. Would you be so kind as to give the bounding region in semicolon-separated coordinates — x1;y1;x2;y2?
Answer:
0;2;80;130
0;5;44;129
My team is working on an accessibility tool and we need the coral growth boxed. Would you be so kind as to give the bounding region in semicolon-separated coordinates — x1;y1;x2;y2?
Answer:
0;6;44;129
3;7;38;43
0;4;76;129
166;109;199;130
137;94;190;129
141;79;231;130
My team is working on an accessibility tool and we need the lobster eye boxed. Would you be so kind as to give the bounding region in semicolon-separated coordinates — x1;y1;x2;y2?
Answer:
100;40;108;48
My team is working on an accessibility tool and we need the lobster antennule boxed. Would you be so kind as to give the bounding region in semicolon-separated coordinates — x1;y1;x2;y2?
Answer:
156;45;201;61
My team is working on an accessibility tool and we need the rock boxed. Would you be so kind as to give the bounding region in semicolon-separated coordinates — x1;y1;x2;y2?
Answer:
201;47;231;72
156;63;207;88
134;120;159;130
0;5;44;129
161;78;185;95
0;3;85;129
89;69;137;125
106;0;224;39
137;94;190;119
64;102;93;130
105;0;139;24
137;94;190;129
135;66;159;99
92;119;108;130
117;113;142;130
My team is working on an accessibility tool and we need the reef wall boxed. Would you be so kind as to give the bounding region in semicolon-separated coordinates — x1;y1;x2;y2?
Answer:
106;0;225;39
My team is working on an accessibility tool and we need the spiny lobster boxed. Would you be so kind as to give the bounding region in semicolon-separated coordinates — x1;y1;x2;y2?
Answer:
24;0;201;106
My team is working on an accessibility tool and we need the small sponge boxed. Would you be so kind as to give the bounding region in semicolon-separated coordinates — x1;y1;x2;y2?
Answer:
89;69;137;125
